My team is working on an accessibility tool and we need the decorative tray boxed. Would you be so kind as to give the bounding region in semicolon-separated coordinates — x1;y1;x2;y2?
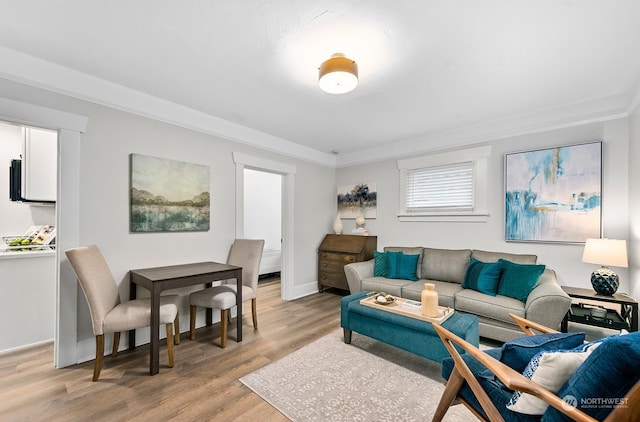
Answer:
360;293;454;324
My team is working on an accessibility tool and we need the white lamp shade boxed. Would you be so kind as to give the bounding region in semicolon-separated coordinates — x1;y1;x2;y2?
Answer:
318;53;358;94
582;238;628;268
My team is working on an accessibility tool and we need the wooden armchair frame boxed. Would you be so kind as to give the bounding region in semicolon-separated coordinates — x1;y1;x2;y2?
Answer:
432;313;640;422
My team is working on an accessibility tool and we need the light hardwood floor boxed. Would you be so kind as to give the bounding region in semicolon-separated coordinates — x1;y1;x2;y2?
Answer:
0;280;345;421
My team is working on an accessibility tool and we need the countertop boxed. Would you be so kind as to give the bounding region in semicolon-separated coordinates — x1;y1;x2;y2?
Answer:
0;248;55;260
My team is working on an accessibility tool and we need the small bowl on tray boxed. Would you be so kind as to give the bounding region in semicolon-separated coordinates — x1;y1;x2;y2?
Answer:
374;294;396;305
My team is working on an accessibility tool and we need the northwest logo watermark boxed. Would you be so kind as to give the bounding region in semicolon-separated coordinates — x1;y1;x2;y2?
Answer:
562;395;629;411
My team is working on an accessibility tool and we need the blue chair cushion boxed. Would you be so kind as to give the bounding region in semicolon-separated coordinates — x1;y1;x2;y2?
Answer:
499;332;586;373
542;331;640;421
441;349;540;422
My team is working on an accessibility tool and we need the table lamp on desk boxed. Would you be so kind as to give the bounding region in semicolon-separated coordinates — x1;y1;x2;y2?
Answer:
582;238;628;296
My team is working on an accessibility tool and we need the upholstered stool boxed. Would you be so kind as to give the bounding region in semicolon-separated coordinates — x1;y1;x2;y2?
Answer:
341;291;479;363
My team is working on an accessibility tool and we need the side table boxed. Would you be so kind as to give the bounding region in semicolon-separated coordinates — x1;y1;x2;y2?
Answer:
561;286;638;333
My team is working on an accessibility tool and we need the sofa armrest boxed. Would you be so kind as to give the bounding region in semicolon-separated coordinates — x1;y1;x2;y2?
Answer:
344;260;374;293
524;269;572;331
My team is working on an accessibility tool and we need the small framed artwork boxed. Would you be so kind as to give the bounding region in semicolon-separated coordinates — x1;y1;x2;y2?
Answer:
505;141;602;243
130;154;210;232
337;182;377;219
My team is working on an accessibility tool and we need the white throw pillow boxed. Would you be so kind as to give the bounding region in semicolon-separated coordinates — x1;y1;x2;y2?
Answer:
506;342;600;415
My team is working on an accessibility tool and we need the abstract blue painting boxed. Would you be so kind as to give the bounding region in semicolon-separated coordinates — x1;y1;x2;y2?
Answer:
505;141;601;243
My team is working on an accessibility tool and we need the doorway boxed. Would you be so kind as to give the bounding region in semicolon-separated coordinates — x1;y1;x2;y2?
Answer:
233;152;296;300
244;168;282;278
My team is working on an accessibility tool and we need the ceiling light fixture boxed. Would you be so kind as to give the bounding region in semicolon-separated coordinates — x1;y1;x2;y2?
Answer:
318;53;358;94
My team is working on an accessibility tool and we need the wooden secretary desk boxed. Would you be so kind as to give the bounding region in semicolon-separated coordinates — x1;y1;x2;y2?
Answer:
318;234;377;292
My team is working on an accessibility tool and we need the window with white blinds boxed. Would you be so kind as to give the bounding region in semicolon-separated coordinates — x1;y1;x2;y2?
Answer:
405;162;475;212
397;145;490;222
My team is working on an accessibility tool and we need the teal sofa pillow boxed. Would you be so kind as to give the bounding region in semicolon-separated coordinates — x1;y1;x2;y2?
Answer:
462;258;502;296
497;259;545;302
373;251;389;277
387;251;419;281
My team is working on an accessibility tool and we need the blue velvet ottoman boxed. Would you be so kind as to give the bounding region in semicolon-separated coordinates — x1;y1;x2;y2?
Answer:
341;291;479;363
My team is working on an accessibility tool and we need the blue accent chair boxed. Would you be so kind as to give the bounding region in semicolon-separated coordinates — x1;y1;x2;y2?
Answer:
432;313;640;421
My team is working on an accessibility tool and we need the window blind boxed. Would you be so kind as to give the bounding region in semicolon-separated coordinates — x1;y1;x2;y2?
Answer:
405;161;475;212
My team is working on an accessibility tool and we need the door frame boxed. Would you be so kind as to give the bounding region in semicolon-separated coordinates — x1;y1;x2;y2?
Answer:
0;96;87;368
233;152;296;300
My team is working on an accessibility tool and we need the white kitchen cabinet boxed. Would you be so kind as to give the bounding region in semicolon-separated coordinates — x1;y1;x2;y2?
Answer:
0;252;56;353
22;127;57;202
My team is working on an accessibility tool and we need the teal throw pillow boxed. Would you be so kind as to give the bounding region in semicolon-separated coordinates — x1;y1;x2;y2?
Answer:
497;259;545;302
373;251;389;277
387;252;419;281
462;258;502;296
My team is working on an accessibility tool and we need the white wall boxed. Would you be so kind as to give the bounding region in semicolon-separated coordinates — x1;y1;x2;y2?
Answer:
337;119;631;293
244;168;281;251
244;168;282;275
0;77;335;363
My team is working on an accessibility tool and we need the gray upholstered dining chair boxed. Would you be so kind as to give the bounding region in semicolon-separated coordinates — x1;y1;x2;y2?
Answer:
65;245;180;381
189;239;265;347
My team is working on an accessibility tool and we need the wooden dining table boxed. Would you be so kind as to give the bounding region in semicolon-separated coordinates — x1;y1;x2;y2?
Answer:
129;261;243;375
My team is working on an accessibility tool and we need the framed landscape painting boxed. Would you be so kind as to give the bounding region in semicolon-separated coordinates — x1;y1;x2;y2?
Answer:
130;154;210;232
337;182;377;219
505;141;602;243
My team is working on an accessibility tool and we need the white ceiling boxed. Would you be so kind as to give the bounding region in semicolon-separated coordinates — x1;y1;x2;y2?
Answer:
0;1;639;166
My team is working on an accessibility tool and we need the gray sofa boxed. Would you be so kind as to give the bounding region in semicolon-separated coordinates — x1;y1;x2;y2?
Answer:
344;246;572;342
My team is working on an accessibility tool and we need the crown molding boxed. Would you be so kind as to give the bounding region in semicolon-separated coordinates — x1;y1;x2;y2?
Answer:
0;46;635;170
336;92;631;167
0;46;336;167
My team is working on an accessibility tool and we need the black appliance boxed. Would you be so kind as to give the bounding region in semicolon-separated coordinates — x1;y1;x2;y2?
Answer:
9;159;22;201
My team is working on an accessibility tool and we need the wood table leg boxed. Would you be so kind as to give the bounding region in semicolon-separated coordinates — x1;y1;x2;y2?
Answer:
149;288;161;375
128;282;137;350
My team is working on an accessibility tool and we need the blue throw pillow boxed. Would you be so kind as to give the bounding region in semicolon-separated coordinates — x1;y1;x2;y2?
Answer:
544;331;640;421
373;251;389;277
499;332;586;373
462;258;502;296
497;259;546;302
387;252;419;281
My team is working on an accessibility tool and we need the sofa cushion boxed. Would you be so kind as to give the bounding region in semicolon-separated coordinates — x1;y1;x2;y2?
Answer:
454;289;525;330
402;280;462;307
498;259;546;302
384;246;424;278
462;258;502;296
455;288;525;325
373;251;389;277
498;332;586;373
361;277;408;297
472;249;538;264
543;331;640;421
387;252;420;281
422;248;471;284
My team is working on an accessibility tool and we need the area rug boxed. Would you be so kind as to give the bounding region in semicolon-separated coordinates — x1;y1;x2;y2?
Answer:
240;330;476;421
